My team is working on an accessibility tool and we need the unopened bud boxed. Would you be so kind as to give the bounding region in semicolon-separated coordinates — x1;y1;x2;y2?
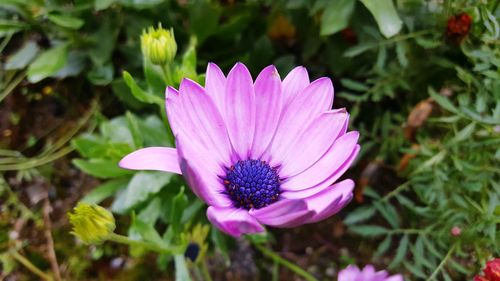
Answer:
141;24;177;65
68;203;115;244
451;226;461;236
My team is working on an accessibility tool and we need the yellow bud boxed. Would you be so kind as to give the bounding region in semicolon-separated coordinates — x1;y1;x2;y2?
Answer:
68;203;115;245
141;24;177;65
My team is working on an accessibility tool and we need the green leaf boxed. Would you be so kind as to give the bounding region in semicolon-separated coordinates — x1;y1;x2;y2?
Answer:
0;20;28;37
87;63;114;85
189;2;220;44
47;13;84;29
88;18;118;65
320;0;355;36
404;261;427;279
359;0;402;38
5;41;39;70
71;134;108;158
27;44;68;83
125;112;143;149
52;51;86;78
396;42;408;67
81;178;129;204
349;225;387;237
100;116;135;146
211;228;230;263
139;115;172;147
428;88;459;114
138;198;162;225
344;206;376;224
374;235;392;257
181;200;205;223
341;78;369;92
129;213;165;247
143;60;165;95
374;202;400;228
178;40;198;82
449;123;476;144
95;0;116;10
73;158;132;178
169;186;188;233
389;234;409;269
111;171;172;213
344;42;378;57
122;71;162;105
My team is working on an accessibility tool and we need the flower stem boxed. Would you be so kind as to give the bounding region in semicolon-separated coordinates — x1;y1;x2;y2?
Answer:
200;259;213;281
251;241;319;281
161;63;174;86
10;250;53;281
426;243;456;281
108;233;184;255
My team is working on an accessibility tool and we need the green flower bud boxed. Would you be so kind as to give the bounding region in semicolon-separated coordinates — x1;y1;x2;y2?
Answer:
68;203;115;245
141;24;177;65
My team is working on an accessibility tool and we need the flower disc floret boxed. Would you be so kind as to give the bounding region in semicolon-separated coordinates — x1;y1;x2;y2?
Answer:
224;160;281;209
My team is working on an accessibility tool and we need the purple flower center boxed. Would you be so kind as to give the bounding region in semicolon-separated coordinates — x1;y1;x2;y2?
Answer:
224;159;281;210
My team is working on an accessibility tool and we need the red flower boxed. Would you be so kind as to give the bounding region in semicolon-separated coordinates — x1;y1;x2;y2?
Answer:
484;259;500;281
341;28;358;44
474;258;500;281
446;12;472;42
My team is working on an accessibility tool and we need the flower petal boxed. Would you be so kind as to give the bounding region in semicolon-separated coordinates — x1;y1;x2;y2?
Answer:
176;134;232;208
264;77;335;165
165;86;181;136
282;66;309;106
207;206;265;237
251;65;282;159
300;179;354;223
338;265;362;281
248;199;315;228
281;132;360;191
178;78;232;166
225;63;256;160
386;275;404;281
205;62;226;116
119;147;181;174
278;110;348;177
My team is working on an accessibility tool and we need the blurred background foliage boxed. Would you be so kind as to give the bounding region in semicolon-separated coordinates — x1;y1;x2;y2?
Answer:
0;0;499;280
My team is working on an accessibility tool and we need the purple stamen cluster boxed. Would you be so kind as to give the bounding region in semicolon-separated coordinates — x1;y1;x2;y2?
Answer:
224;159;281;210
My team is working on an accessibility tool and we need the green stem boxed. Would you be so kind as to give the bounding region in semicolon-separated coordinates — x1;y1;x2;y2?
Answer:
388;228;428;235
0;146;74;171
0;71;26;103
426;243;456;281
380;181;411;202
251;241;319;281
200;259;213;281
108;233;184;255
10;251;53;281
161;63;174;86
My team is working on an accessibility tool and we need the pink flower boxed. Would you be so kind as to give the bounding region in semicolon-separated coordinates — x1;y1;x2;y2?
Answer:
120;63;360;237
451;226;461;236
338;264;403;281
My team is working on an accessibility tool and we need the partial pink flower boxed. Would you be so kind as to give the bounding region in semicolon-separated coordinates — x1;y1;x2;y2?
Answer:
338;264;403;281
119;62;360;237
